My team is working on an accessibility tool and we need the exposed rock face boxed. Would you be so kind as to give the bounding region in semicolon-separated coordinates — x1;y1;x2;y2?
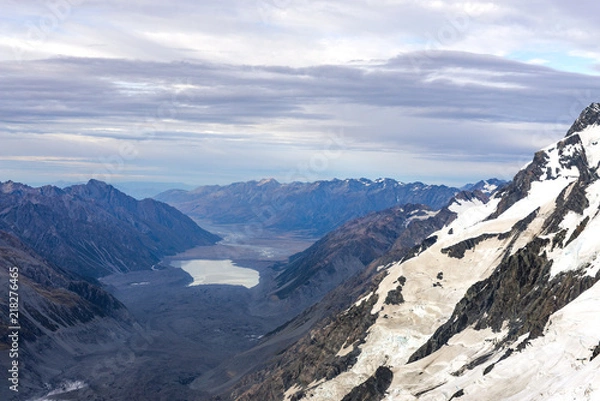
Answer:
488;153;546;218
441;233;498;259
385;275;407;305
592;343;600;361
492;103;599;218
0;180;220;277
232;293;381;401
0;231;135;399
378;207;457;265
566;102;600;136
341;366;393;401
155;178;464;236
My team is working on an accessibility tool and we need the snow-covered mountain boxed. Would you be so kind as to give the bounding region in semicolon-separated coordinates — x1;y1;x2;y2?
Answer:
233;105;600;400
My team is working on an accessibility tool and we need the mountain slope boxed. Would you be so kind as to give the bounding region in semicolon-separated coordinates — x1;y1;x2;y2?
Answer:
155;178;463;236
0;180;220;278
263;204;457;316
232;103;600;401
0;231;136;399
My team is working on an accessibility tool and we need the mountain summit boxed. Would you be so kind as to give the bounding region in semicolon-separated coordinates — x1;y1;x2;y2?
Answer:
233;105;600;401
566;102;600;137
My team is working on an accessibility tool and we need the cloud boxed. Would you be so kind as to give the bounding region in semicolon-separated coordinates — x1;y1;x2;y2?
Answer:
2;1;600;185
3;0;600;69
2;51;600;186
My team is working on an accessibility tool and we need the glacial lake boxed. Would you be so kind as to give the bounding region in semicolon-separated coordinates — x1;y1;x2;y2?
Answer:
170;259;260;288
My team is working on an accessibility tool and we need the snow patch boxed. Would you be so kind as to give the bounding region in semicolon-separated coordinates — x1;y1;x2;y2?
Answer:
386;326;507;400
576;124;600;169
482;181;498;193
447;197;498;234
29;381;88;401
406;210;439;225
501;177;575;224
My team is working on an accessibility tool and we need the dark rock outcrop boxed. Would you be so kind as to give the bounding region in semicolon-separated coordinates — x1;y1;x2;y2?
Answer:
591;343;600;361
385;276;406;305
341;366;393;401
441;233;498;259
566;102;600;137
488;151;547;219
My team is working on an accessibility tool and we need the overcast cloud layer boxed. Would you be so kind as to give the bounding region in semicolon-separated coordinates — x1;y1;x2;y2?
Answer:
2;0;600;187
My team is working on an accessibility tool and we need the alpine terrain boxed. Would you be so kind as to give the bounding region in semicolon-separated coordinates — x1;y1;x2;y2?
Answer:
230;104;600;400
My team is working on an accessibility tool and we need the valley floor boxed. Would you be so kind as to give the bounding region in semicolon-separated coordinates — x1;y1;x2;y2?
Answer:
57;227;318;400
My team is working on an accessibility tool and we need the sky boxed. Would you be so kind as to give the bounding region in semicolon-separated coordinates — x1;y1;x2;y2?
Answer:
3;0;600;188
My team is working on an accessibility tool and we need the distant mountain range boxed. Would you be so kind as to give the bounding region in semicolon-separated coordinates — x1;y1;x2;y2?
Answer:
156;178;506;236
0;179;220;278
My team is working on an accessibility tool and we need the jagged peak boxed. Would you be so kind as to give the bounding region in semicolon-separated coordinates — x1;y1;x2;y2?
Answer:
0;181;65;198
86;178;113;188
566;102;600;137
74;179;122;197
490;105;600;218
62;179;139;207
